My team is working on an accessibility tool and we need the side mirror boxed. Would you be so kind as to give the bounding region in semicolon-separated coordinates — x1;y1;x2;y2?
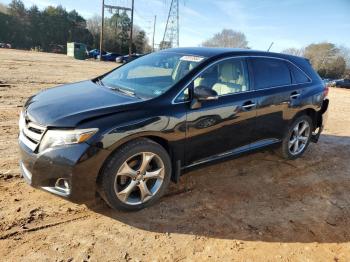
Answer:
193;86;218;101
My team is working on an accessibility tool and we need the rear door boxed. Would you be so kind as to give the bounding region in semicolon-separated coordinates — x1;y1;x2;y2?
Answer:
248;57;304;142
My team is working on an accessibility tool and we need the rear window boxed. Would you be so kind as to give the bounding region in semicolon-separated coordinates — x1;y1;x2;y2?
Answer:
289;64;310;84
251;58;291;89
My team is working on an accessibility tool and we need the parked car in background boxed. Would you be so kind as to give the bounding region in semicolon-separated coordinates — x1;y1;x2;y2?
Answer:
0;43;11;48
322;78;331;87
328;79;339;87
98;52;122;62
50;44;65;54
115;54;143;63
87;49;106;59
335;79;350;88
18;48;329;211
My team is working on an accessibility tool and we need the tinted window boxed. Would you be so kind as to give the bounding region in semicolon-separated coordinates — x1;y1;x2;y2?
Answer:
251;58;291;89
289;64;310;84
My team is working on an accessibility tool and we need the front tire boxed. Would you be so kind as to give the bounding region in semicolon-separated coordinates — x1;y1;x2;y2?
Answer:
99;138;172;211
278;115;313;160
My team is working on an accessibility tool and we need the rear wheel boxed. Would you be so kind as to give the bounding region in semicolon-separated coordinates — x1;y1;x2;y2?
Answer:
278;115;313;160
99;138;171;211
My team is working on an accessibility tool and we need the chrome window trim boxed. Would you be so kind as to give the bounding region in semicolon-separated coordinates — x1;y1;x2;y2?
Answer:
287;61;313;84
172;55;313;104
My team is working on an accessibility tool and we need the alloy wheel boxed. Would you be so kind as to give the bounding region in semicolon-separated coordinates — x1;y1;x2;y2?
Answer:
288;120;310;155
114;152;165;205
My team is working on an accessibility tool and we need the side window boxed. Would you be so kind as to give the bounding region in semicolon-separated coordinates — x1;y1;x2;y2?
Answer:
174;58;249;103
194;58;249;96
251;58;291;89
174;88;189;103
289;64;310;84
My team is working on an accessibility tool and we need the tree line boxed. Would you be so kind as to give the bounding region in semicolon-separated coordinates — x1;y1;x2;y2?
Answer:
282;43;350;79
0;0;150;54
202;29;349;79
87;14;151;55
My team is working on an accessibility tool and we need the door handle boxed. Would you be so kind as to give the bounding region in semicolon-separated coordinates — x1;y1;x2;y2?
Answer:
242;101;256;110
290;92;300;99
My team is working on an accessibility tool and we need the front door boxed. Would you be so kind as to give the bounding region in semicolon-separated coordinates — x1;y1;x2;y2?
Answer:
184;57;257;165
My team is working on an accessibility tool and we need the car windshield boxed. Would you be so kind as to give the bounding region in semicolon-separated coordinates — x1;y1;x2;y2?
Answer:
101;52;206;99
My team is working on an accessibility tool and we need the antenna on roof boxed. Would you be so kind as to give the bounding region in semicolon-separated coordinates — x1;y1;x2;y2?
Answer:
267;42;274;52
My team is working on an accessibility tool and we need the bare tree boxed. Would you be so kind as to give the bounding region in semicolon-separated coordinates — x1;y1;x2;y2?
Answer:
339;45;350;69
202;29;249;48
282;47;304;57
87;15;101;38
304;42;346;79
0;3;8;14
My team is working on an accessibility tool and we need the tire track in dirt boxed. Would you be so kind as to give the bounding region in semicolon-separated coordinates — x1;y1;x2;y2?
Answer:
0;215;90;240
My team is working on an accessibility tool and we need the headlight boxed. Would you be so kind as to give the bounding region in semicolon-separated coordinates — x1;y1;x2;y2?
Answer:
39;128;98;152
19;111;25;131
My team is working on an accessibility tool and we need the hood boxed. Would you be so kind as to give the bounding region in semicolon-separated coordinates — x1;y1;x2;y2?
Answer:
24;80;140;127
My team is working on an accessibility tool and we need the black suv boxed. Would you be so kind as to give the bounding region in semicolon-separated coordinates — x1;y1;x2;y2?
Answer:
19;48;329;211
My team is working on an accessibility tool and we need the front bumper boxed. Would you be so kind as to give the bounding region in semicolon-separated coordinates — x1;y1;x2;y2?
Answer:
19;139;110;203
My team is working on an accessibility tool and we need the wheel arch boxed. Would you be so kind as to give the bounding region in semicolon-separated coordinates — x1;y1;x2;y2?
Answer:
96;135;177;187
292;108;317;130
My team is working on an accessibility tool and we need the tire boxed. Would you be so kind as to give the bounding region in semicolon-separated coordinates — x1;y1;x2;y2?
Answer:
277;115;313;160
99;138;172;211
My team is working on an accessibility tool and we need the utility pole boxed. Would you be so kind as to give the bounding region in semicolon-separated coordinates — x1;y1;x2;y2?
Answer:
152;15;156;52
100;1;132;60
176;0;179;47
128;0;134;56
99;0;105;61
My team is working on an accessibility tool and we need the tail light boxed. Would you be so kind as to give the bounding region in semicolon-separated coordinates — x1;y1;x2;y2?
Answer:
323;85;329;97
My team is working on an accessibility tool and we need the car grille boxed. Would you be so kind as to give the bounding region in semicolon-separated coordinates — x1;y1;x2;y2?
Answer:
20;118;46;151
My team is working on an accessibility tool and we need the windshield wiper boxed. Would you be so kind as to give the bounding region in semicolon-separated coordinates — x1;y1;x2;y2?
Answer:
95;78;104;86
109;86;141;99
96;79;141;99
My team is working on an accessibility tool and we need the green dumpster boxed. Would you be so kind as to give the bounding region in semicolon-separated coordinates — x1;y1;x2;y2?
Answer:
67;42;87;60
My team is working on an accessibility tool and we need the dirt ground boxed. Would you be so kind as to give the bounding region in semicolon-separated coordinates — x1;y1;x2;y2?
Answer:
0;49;350;262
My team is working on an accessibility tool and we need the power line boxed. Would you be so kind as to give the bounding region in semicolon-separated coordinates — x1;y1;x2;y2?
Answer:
152;15;157;52
160;0;179;49
99;0;134;58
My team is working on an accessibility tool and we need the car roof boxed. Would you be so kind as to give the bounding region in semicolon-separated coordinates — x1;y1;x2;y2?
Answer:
159;47;300;60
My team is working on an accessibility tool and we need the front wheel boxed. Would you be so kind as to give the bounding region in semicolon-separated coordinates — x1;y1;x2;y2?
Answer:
99;138;172;211
277;115;313;160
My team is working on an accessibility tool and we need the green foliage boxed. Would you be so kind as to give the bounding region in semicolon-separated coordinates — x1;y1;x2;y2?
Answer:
0;0;93;52
0;13;16;43
87;12;150;54
1;0;150;55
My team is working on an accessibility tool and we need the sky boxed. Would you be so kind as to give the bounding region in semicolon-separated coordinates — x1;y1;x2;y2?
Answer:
1;0;349;52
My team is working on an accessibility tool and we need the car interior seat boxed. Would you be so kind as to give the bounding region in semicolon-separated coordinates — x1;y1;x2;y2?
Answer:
194;66;218;88
212;62;246;95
